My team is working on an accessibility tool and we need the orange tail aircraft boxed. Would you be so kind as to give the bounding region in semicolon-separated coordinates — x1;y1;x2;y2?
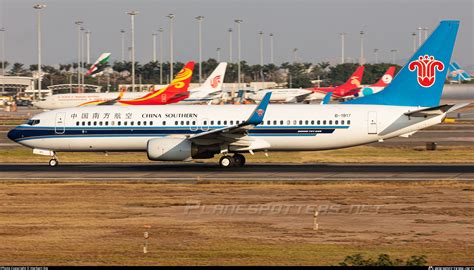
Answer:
80;61;195;106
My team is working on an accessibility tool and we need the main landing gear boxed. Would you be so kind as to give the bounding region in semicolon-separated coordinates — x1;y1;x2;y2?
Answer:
219;154;246;168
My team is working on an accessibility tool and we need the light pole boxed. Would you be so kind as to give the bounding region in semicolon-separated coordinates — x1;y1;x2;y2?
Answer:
0;28;5;94
269;33;274;64
228;28;233;62
423;27;428;41
158;28;163;84
340;32;346;64
167;14;175;80
258;31;264;66
85;30;91;64
196;16;204;84
417;27;423;48
359;30;364;65
234;19;243;96
373;48;379;64
293;48;298;63
120;29;125;62
127;11;138;92
75;21;83;90
391;49;397;64
81;27;85;88
33;3;46;100
216;48;221;62
412;32;417;53
152;33;157;62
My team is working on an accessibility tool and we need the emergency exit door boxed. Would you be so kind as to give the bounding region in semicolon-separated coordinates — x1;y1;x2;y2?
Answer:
55;112;66;134
367;111;377;134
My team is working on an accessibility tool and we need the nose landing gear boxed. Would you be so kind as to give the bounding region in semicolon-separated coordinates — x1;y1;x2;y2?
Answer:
219;154;246;168
49;158;59;167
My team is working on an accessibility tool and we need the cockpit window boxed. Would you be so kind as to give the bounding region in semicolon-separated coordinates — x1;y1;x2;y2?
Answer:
26;119;41;126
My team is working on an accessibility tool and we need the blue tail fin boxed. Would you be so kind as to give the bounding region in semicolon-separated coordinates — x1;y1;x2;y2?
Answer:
449;62;471;81
345;20;459;107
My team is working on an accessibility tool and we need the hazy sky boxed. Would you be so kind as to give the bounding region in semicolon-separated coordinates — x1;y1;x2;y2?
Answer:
0;0;473;67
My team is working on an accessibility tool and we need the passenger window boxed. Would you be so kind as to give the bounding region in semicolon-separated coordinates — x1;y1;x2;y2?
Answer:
204;120;207;125
186;121;190;125
305;120;308;125
347;120;351;125
105;121;109;126
273;120;277;125
88;121;91;126
323;120;326;125
162;121;166;126
124;121;127;125
280;120;283;125
192;121;196;125
211;121;214;125
118;121;121;126
299;120;303;125
180;121;184;125
329;120;332;125
93;121;97;126
335;120;338;125
224;120;227;125
230;120;233;125
311;120;314;125
218;120;221;125
137;121;141;126
287;120;291;125
82;121;85;126
267;120;271;125
341;120;345;125
317;120;320;125
76;121;79;126
131;121;134;125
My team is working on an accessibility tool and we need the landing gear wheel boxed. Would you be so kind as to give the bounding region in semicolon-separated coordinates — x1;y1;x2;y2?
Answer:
49;159;59;167
219;156;235;168
233;154;246;167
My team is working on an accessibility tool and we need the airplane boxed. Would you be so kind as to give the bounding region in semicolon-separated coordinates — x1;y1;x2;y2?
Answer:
249;88;313;103
83;62;228;106
85;53;111;77
179;62;228;104
33;62;227;109
8;20;466;169
448;62;472;83
83;61;195;106
306;65;365;100
339;66;396;100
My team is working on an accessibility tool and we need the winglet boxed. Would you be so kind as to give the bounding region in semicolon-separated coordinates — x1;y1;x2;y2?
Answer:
321;92;333;104
246;92;271;125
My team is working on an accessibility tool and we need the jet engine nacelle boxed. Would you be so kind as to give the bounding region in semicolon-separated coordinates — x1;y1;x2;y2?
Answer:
147;138;220;161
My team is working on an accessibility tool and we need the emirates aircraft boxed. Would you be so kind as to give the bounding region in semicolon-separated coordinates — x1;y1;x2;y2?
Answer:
8;21;466;168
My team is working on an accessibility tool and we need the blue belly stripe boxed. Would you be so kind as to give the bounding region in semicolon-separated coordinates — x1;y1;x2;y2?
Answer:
12;125;347;142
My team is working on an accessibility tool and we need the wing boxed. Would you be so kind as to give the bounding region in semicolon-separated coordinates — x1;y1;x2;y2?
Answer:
188;93;272;151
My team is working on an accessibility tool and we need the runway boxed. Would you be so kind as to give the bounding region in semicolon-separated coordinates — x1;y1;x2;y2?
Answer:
1;163;474;181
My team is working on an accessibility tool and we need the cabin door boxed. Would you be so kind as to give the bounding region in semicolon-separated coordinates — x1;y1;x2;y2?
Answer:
367;111;377;134
55;112;66;134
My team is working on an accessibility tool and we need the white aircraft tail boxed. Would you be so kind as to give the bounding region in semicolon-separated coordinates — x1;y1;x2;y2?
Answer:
193;62;227;95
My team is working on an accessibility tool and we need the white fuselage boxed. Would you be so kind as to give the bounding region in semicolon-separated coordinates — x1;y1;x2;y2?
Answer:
251;89;313;103
10;104;444;154
33;92;147;109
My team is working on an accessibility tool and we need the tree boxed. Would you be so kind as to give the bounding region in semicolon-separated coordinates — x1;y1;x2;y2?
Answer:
8;63;28;76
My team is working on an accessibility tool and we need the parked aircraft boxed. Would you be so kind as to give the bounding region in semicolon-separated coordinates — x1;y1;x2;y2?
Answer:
340;67;396;100
307;66;365;100
448;62;472;83
8;21;465;169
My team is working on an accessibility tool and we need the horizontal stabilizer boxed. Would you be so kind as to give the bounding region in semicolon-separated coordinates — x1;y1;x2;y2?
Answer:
404;103;469;117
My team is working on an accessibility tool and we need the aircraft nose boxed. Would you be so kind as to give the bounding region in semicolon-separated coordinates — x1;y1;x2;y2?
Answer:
7;127;21;142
